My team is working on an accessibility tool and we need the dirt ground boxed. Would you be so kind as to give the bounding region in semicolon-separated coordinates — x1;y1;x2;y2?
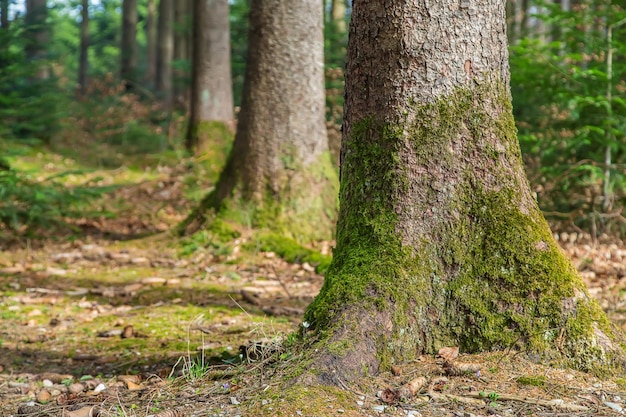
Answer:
1;152;626;416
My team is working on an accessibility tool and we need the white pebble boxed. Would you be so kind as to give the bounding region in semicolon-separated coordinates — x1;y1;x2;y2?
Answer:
94;383;106;393
42;380;53;388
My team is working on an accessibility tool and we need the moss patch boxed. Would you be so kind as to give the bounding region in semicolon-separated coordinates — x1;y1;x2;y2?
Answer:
249;232;331;274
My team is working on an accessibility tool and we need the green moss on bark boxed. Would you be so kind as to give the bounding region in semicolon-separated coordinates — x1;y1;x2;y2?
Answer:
306;79;624;377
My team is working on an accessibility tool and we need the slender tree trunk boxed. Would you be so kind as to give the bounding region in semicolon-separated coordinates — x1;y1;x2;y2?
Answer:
173;0;190;109
330;0;345;33
305;0;624;383
184;0;338;243
1;0;9;29
120;0;138;90
186;0;234;154
25;0;49;79
156;0;174;109
145;0;157;87
78;0;89;94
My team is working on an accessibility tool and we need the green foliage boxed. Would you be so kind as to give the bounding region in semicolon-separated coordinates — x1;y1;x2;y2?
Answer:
0;153;114;238
0;21;64;142
510;2;626;236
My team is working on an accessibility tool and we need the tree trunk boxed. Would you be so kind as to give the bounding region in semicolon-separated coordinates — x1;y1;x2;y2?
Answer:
1;0;9;29
156;0;174;110
173;0;190;109
305;0;624;383
183;0;338;243
145;0;157;87
120;0;137;90
25;0;49;79
78;0;89;94
330;0;346;33
186;0;234;154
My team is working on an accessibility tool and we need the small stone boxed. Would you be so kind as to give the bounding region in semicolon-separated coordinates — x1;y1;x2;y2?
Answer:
230;397;240;405
42;379;53;388
37;390;51;403
372;405;385;413
69;383;85;394
93;383;106;393
50;389;61;397
337;409;344;413
356;401;364;406
262;399;269;405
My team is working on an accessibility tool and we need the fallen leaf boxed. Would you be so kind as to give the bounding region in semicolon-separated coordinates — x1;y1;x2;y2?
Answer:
437;346;459;362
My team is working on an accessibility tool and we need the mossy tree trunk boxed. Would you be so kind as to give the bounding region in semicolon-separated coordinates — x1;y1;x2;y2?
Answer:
186;0;234;155
183;0;338;243
120;0;137;90
304;0;624;383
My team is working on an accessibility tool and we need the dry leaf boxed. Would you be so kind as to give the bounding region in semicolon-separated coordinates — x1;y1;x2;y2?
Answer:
437;346;459;362
391;365;402;376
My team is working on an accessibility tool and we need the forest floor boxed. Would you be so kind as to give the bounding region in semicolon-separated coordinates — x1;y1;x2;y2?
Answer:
1;141;626;417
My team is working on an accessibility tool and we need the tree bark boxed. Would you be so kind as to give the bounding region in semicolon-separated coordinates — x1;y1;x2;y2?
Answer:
78;0;89;94
305;0;624;383
156;0;174;109
1;0;9;29
25;0;49;79
173;0;190;108
184;0;338;243
145;0;157;87
120;0;137;90
186;0;234;154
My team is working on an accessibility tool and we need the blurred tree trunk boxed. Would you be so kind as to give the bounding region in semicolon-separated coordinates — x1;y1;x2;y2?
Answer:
78;0;89;94
330;0;345;33
120;0;137;90
156;0;174;110
1;0;8;29
173;0;191;110
145;0;157;87
186;0;234;154
25;0;49;79
183;0;338;243
304;0;624;383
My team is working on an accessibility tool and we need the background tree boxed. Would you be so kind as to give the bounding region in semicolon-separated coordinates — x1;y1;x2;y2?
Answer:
305;0;624;382
186;0;234;154
25;0;49;80
1;0;8;30
78;0;89;94
156;0;174;109
120;0;137;90
183;0;338;243
145;0;157;87
173;0;191;108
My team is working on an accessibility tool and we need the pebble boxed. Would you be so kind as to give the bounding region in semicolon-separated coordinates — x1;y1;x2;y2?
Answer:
230;397;240;405
93;383;107;393
372;405;385;413
36;390;51;403
69;383;85;394
356;401;364;406
42;379;53;388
